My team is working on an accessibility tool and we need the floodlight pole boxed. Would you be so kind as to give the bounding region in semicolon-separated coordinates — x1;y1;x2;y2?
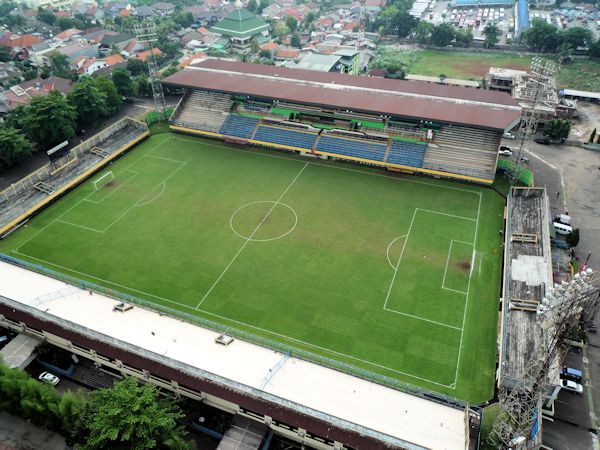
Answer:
509;58;556;185
134;23;167;122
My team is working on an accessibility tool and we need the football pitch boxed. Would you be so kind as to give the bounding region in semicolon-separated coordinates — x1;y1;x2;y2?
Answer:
0;133;505;402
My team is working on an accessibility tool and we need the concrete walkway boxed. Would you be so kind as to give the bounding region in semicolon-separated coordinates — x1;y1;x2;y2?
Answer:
0;411;71;450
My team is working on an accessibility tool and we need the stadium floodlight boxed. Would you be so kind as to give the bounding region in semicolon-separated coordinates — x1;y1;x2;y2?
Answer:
93;171;114;190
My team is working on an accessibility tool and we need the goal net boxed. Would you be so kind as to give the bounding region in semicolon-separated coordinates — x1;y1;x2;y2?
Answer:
93;171;114;190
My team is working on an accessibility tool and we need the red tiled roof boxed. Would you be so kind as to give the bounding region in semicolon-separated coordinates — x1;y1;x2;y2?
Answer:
275;48;300;59
0;32;42;49
133;48;161;62
260;42;278;51
162;59;521;130
104;54;125;65
119;8;130;17
55;28;82;40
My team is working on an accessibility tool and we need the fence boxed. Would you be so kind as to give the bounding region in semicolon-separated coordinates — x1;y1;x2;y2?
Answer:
0;117;147;205
496;159;534;186
146;108;175;125
0;252;469;411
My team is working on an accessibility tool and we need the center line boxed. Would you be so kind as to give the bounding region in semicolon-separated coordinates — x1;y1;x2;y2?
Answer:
195;162;308;309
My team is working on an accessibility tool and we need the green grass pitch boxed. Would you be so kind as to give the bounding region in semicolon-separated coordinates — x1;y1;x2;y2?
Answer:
0;133;505;403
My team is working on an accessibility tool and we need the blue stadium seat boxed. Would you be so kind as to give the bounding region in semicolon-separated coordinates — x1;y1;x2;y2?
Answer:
316;135;386;162
254;126;318;150
387;140;427;168
219;115;259;139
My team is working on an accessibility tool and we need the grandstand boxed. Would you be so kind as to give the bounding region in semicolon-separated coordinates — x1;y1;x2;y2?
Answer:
163;59;522;184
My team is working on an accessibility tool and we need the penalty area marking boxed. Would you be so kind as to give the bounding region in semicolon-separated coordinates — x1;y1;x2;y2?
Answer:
229;201;298;242
386;235;407;270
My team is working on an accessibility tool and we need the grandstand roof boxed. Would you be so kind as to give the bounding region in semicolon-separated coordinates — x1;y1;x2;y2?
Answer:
162;59;521;130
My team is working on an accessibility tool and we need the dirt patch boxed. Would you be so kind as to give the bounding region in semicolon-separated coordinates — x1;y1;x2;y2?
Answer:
457;260;471;273
102;180;119;189
455;60;530;78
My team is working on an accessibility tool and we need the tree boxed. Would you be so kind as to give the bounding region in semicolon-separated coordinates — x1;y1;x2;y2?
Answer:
544;119;571;141
247;0;257;12
251;39;260;54
303;11;317;29
285;15;298;33
590;39;600;59
560;27;593;50
524;19;560;52
127;58;148;76
161;65;179;78
172;11;194;28
135;75;151;97
0;127;33;168
566;228;580;248
94;76;122;116
58;16;75;30
483;23;500;48
37;7;56;25
0;47;10;62
415;21;434;44
78;377;190;450
258;0;270;14
50;52;71;78
455;28;473;47
24;90;77;148
431;23;455;47
590;128;597;143
274;21;289;38
371;47;407;77
112;68;136;97
68;77;108;128
23;69;38;81
291;34;301;48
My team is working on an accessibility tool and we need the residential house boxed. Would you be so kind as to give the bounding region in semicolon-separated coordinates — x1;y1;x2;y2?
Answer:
56;41;100;62
260;4;283;20
0;62;21;85
70;53;124;74
29;41;56;66
133;5;155;18
273;47;300;62
179;51;207;68
152;1;175;16
54;28;83;42
0;32;43;59
210;6;270;54
133;48;161;62
1;76;73;110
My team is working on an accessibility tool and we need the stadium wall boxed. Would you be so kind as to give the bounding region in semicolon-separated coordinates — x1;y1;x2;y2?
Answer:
0;118;149;238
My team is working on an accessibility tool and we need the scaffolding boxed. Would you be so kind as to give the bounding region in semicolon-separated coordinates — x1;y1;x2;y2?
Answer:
134;23;167;122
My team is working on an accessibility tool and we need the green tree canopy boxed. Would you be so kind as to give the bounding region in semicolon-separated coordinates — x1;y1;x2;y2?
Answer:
0;127;33;169
94;76;123;116
274;21;289;37
127;58;148;76
172;11;194;28
560;27;593;50
135;75;151;97
455;28;474;47
247;0;257;11
24;90;77;148
50;53;71;78
291;34;301;48
112;68;136;97
544;118;571;140
590;40;600;59
67;77;108;128
524;19;560;52
37;7;56;25
285;15;298;33
415;21;434;44
431;23;455;46
483;23;500;48
78;377;190;450
0;47;11;62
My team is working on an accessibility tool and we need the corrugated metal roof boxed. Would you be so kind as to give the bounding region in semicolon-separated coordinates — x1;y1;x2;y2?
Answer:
162;59;521;130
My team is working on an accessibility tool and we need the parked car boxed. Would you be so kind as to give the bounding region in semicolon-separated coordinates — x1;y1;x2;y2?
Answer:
561;379;583;394
38;372;60;386
498;146;513;156
534;137;550;145
503;132;516;140
560;366;583;383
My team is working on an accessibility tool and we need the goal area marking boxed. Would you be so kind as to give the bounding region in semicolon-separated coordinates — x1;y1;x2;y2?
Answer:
92;171;114;190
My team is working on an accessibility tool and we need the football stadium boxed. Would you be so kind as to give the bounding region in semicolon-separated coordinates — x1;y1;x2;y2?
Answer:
0;59;523;449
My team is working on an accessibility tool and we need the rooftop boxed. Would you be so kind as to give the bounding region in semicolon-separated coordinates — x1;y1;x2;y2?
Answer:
162;58;521;130
210;8;270;39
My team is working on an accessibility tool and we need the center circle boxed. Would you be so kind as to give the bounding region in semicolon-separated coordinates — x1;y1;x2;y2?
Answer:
230;201;298;242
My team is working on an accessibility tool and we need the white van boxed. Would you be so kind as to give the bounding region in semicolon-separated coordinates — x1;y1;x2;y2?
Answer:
554;222;573;235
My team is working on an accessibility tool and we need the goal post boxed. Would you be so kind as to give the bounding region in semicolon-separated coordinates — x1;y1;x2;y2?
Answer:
93;171;114;190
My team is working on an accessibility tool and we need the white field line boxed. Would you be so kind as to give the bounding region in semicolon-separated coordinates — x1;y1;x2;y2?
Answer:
172;135;482;196
383;209;417;311
453;192;482;385
385;308;462;331
442;240;474;295
417;208;477;222
85;170;138;204
385;235;407;270
16;137;172;252
11;249;454;388
195;162;309;309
